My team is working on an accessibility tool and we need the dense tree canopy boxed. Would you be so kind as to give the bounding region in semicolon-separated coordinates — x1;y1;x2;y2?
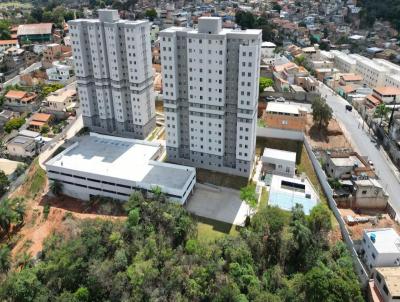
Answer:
359;0;400;31
0;192;363;301
311;98;333;128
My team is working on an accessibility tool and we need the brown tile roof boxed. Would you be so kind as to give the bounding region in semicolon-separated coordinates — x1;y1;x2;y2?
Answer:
374;86;400;96
341;73;363;82
5;90;27;99
0;39;18;45
367;94;382;106
341;85;356;94
29;120;46;127
32;113;52;123
17;23;53;36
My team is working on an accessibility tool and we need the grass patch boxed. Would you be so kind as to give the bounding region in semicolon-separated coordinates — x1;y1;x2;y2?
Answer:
196;168;248;190
256;137;303;164
0;2;32;8
27;158;46;198
194;215;239;243
259;187;269;208
297;145;327;203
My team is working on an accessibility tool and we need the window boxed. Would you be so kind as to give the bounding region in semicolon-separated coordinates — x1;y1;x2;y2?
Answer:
383;285;389;296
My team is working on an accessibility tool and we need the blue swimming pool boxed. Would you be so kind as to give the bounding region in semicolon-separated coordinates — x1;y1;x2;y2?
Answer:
269;190;317;215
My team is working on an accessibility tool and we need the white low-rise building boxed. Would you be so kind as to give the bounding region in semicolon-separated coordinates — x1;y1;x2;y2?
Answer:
331;50;356;73
361;228;400;270
46;61;73;82
371;267;400;302
261;148;296;177
351;54;388;88
45;133;196;204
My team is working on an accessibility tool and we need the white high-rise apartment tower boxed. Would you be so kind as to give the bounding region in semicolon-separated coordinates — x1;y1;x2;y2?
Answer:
69;10;156;139
160;17;261;177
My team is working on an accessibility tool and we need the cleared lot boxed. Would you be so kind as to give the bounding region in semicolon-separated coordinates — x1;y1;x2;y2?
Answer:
186;184;250;226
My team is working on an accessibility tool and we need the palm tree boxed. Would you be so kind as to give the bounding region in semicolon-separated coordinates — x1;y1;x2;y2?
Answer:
374;103;390;126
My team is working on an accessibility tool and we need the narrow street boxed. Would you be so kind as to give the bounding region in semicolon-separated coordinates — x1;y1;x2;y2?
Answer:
317;82;400;216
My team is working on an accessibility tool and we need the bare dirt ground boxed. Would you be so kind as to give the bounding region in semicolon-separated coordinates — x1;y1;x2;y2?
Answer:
305;114;351;150
338;208;400;240
7;163;126;261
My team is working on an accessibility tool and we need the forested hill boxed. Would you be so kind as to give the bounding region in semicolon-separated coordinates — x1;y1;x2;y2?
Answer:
359;0;400;31
0;192;363;301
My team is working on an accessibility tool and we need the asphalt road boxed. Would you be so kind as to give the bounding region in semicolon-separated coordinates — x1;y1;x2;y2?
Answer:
318;83;400;216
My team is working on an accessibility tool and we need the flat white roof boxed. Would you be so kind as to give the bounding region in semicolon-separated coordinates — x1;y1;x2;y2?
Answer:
269;174;319;215
331;155;364;168
262;148;296;163
46;133;195;190
365;228;400;254
266;102;307;115
262;41;276;48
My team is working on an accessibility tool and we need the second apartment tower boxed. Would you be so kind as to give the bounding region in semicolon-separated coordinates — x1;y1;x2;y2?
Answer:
160;17;261;176
69;10;156;139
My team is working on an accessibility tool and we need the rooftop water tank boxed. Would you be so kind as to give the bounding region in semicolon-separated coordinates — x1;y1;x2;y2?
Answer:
370;233;376;243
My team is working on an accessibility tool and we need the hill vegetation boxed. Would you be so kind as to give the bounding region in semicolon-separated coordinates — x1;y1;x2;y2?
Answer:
0;192;363;301
359;0;400;31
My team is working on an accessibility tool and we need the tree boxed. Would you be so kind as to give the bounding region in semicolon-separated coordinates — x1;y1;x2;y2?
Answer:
259;77;274;93
311;98;332;127
50;180;63;196
0;199;15;238
0;20;11;40
0;171;9;197
374;103;390;126
294;55;306;66
40;124;50;135
4;117;25;133
235;11;256;29
0;245;11;273
145;8;157;21
240;184;258;217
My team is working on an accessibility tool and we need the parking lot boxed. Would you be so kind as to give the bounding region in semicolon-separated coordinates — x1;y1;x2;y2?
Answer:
186;184;250;226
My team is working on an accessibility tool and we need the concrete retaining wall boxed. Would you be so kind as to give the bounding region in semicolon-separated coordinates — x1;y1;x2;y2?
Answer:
256;126;304;141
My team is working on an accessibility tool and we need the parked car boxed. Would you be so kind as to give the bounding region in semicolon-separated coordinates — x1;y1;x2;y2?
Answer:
264;96;275;102
345;105;353;111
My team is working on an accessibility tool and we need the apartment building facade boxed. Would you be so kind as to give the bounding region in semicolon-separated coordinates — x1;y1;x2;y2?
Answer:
160;17;261;177
69;9;156;139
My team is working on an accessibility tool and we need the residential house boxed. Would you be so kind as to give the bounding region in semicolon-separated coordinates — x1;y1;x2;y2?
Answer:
3;90;38;112
262;102;308;132
44;87;77;117
17;23;54;44
28;113;53;132
361;228;400;270
0;110;19;128
372;87;400;104
325;151;375;179
6;135;37;158
0;39;18;52
370;267;400;302
261;148;296;177
46;60;73;83
352;178;389;210
42;43;72;68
